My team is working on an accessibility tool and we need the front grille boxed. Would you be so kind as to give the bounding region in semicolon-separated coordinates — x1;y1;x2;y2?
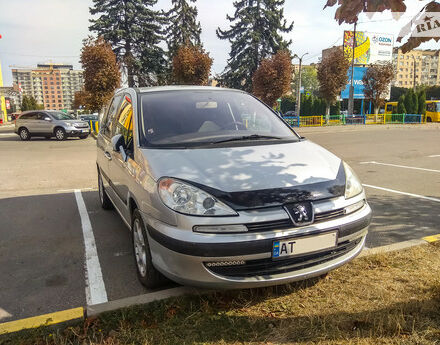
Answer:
205;238;361;278
314;208;345;222
245;207;346;232
246;218;292;232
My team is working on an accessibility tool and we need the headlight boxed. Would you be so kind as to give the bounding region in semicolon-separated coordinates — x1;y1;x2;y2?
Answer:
343;162;363;199
158;178;237;216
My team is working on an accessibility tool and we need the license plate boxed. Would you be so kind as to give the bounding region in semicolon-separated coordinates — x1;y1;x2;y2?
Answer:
81;129;89;133
272;231;337;259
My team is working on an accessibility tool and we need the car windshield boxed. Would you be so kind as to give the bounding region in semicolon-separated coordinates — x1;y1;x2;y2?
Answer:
139;90;298;147
50;112;75;120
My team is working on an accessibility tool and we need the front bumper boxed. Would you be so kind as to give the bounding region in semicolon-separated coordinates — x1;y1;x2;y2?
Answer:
143;196;372;289
66;127;90;136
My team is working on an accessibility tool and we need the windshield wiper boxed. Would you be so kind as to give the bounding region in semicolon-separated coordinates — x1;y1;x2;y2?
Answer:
211;134;282;144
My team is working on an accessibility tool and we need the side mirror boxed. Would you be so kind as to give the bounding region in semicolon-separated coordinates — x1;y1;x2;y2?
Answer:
111;134;125;152
111;134;128;161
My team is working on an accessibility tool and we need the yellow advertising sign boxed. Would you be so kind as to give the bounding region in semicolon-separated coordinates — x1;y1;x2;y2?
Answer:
343;31;370;64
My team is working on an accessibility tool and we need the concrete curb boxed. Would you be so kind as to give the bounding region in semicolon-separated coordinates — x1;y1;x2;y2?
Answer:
359;239;427;257
86;286;204;317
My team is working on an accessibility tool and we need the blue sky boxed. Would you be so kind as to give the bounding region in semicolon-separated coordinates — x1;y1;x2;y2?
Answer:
0;0;437;85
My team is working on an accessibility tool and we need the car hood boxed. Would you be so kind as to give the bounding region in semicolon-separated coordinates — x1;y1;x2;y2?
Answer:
141;140;342;192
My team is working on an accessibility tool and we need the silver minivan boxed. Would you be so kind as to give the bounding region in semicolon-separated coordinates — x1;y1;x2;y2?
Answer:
97;86;372;289
15;110;90;141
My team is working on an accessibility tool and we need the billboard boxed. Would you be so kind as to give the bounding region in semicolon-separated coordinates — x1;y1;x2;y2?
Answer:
343;31;393;64
341;67;367;99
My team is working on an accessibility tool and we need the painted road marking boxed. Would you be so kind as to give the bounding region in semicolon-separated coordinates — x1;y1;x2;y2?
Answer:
58;187;96;193
74;189;108;306
360;161;440;173
0;307;83;335
428;154;440;158
363;184;440;203
423;234;440;242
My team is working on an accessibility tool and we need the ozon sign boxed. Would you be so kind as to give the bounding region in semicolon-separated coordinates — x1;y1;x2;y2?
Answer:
372;36;392;44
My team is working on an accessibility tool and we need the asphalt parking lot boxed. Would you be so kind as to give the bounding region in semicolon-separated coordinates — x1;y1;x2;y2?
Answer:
0;123;439;323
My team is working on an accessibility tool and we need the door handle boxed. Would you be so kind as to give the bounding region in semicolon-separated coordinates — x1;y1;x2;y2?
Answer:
104;151;112;160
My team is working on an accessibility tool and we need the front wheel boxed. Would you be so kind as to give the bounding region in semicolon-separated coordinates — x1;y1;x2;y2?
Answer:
132;209;168;288
55;128;66;141
427;117;432;123
19;128;31;141
98;171;113;210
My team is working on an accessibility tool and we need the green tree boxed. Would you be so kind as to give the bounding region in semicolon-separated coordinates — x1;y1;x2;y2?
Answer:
80;37;121;112
418;90;426;114
390;86;407;101
216;0;293;92
292;66;319;97
330;101;341;115
397;95;406;114
89;0;167;87
166;0;201;58
411;89;418;114
280;94;295;113
21;95;43;111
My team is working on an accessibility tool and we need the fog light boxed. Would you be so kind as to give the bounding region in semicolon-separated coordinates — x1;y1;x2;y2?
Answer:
205;260;246;267
345;200;365;215
193;224;248;233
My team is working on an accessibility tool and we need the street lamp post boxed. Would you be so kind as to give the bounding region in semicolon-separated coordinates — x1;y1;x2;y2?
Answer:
411;55;417;91
347;22;357;117
293;52;308;117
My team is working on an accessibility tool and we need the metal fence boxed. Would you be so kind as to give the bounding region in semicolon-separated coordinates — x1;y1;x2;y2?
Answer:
90;120;99;134
283;114;425;127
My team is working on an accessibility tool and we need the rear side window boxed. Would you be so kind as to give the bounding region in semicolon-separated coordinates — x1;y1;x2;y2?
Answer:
20;112;37;120
112;95;133;146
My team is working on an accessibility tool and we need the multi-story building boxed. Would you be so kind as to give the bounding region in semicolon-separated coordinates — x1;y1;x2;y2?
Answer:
12;63;83;111
393;48;440;88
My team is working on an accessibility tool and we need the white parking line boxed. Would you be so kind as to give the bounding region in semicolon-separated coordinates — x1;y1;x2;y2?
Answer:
0;133;15;137
360;161;440;173
74;189;108;306
363;184;440;203
428;154;440;158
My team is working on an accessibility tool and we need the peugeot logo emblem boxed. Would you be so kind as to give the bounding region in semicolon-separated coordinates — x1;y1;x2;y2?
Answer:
284;202;314;226
293;205;309;222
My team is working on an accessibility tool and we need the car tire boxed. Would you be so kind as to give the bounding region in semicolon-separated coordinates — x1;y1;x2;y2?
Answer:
54;127;66;141
79;134;89;139
19;127;31;141
427;117;432;123
132;209;168;289
98;171;114;210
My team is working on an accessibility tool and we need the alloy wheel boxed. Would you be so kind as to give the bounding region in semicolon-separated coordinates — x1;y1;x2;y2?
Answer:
133;219;147;277
56;129;64;140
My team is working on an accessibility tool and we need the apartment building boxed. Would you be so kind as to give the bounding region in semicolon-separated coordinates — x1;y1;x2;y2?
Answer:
12;63;83;111
393;48;440;88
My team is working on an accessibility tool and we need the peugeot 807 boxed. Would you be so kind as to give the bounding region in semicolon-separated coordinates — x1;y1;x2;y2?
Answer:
96;86;372;289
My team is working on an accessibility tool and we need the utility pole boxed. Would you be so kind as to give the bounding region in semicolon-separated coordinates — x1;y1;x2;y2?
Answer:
411;55;417;91
347;22;357;117
293;52;308;117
